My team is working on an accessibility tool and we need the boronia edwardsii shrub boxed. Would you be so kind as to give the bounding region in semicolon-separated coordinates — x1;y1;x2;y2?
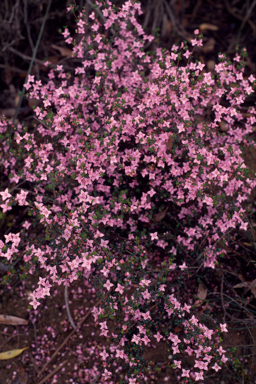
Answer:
0;0;256;382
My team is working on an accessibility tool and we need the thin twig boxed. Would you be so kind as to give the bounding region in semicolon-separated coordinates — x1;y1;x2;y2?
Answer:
151;1;160;35
31;115;51;130
240;0;256;30
143;0;152;29
29;352;40;375
220;273;227;323
24;0;40;80
0;64;27;74
163;0;188;40
37;360;68;384
7;46;46;65
208;291;256;323
11;0;53;131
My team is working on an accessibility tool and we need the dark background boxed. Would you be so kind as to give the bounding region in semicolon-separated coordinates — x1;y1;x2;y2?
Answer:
0;0;255;118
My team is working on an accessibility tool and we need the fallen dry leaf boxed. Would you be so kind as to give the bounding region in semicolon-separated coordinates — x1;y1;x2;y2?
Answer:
201;38;216;53
206;60;215;71
195;283;208;308
0;315;28;326
219;120;229;132
233;279;256;299
0;108;16;118
0;347;28;360
199;23;219;32
196;283;208;301
238;273;246;282
28;98;41;109
51;44;72;57
166;135;174;150
153;206;169;222
161;13;172;38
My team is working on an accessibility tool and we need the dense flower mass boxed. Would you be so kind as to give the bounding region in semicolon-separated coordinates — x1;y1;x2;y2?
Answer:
0;0;255;382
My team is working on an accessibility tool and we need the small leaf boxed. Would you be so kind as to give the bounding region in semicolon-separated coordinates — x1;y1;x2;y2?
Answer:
219;120;228;132
196;283;207;301
233;282;250;289
166;136;174;150
199;23;219;31
0;347;28;360
51;44;72;57
233;279;256;299
153;205;169;222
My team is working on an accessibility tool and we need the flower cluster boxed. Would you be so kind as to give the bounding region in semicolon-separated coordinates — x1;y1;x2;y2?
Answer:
0;0;255;382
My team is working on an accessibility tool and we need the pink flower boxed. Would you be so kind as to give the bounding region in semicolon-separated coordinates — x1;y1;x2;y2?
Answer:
185;346;194;356
159;284;166;292
183;50;191;59
99;349;109;361
179;262;187;270
168;333;180;345
220;323;228;332
173;360;181;369
116;349;126;359
154;331;163;342
194;360;207;370
183;303;191;313
115;283;124;294
212;363;221;372
22;221;31;229
0;188;11;201
131;334;141;345
204;329;214;340
142;311;151;320
248;74;255;83
181;369;190;377
139;279;151;287
30;298;40;310
142;335;151;346
195;371;204;381
221;355;228;363
0;203;12;213
101;369;112;380
240;221;248;230
190;315;199;326
203;196;213;206
150;232;158;241
217;346;226;355
103;280;114;291
172;345;180;354
148;189;156;197
137;325;146;334
141;289;151;300
62;28;70;38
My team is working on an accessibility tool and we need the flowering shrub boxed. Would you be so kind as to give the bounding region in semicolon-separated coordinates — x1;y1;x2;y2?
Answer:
0;0;256;382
